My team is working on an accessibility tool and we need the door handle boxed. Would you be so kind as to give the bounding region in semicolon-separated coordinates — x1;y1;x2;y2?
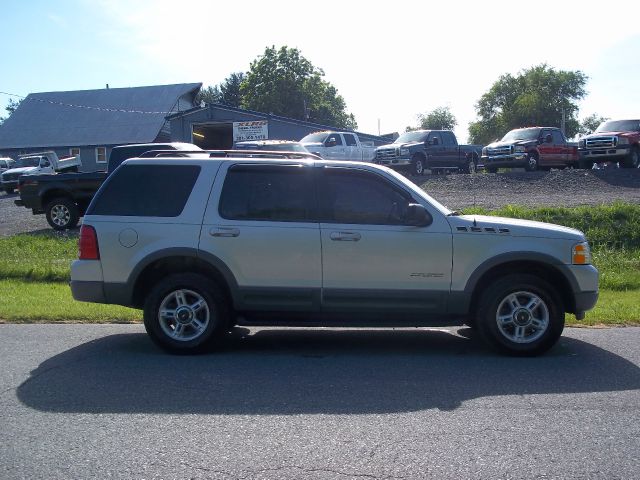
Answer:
210;227;240;238
330;231;361;241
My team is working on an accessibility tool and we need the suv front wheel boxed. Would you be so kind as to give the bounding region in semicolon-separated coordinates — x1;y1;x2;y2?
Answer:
143;273;230;353
476;274;564;356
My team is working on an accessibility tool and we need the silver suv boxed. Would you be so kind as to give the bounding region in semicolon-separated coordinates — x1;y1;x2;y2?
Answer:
71;155;599;355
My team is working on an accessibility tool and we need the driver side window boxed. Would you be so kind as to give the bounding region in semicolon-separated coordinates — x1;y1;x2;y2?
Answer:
320;168;412;225
325;135;343;147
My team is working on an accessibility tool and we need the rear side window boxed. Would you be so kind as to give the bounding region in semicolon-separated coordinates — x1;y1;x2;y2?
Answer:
89;165;200;217
219;164;315;222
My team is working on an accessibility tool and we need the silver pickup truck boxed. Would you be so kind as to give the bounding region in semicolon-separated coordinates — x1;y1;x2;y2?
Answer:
70;153;598;356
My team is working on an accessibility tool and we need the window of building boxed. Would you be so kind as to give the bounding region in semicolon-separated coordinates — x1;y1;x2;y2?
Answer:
219;164;315;222
95;147;107;163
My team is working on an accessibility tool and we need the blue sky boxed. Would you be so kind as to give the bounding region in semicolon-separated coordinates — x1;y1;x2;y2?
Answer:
2;0;639;142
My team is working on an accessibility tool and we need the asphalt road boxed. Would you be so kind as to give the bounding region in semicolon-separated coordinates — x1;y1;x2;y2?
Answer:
1;324;638;479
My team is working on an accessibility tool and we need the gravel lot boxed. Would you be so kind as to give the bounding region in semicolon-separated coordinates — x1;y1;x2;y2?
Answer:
1;168;639;237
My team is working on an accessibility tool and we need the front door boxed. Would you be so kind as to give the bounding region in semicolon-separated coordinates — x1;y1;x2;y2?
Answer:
200;163;322;311
318;166;453;314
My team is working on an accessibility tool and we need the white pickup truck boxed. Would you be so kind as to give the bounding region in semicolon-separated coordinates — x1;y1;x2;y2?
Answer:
300;131;376;161
1;151;81;193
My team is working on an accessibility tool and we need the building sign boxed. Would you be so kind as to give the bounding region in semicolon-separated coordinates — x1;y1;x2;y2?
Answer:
233;121;268;142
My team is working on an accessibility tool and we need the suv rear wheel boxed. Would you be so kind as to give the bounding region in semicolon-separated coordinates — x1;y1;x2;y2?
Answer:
476;274;564;356
143;273;230;353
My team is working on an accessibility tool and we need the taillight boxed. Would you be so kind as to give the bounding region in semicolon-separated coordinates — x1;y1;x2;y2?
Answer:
79;225;100;260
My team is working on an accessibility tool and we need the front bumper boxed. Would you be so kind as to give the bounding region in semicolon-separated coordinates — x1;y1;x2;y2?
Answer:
375;157;412;168
1;180;18;190
579;147;630;162
480;153;528;169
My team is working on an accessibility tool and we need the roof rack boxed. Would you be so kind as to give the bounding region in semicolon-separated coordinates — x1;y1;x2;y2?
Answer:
137;149;322;160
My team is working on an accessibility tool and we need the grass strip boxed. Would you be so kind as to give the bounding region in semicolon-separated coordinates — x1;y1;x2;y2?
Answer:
0;279;140;323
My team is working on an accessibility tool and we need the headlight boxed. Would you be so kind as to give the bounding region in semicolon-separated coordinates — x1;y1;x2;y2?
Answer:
514;146;526;153
400;148;410;156
482;147;487;155
572;242;592;265
617;136;629;145
578;139;586;148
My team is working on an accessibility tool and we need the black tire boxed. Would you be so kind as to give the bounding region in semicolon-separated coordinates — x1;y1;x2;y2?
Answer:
486;166;498;174
524;152;539;172
411;154;425;176
143;273;230;354
475;274;564;356
578;158;593;170
622;146;639;168
45;197;80;230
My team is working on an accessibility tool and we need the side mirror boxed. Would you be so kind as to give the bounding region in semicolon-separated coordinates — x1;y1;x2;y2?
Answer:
405;203;432;227
326;137;337;147
545;134;553;143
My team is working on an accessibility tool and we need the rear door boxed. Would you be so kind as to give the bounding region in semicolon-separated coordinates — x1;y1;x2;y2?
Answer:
342;133;360;161
200;163;322;312
318;166;453;314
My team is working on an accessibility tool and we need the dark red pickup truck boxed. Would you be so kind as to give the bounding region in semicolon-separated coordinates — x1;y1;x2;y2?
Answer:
480;127;579;172
578;119;640;169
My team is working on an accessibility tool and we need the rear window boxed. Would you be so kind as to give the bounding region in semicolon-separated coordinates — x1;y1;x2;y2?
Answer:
88;164;200;217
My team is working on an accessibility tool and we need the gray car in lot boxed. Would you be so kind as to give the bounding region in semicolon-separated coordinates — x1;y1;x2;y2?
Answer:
70;155;599;355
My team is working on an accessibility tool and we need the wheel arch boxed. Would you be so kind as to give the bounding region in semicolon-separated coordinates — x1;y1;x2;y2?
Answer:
465;255;578;317
129;249;239;310
42;188;75;208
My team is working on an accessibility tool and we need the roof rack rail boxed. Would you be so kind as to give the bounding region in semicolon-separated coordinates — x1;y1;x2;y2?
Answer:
137;149;322;160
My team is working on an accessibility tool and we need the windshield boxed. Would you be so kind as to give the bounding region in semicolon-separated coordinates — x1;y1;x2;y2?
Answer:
500;128;541;142
300;132;328;143
15;157;40;168
595;120;640;133
394;131;429;144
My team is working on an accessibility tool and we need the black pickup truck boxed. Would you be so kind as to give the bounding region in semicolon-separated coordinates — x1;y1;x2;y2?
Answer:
374;130;483;175
16;143;200;230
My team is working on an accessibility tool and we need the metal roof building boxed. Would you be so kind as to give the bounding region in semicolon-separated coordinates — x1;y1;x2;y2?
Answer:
0;83;201;171
167;103;390;149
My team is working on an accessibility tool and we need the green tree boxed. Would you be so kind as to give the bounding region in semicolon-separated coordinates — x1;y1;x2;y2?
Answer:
468;64;588;145
196;72;245;107
579;113;609;136
240;46;357;129
0;98;22;124
413;106;457;131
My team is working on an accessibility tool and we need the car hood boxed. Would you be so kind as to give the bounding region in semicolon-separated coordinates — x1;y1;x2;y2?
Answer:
3;167;38;176
450;215;584;241
486;140;536;149
378;141;422;150
582;131;628;138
